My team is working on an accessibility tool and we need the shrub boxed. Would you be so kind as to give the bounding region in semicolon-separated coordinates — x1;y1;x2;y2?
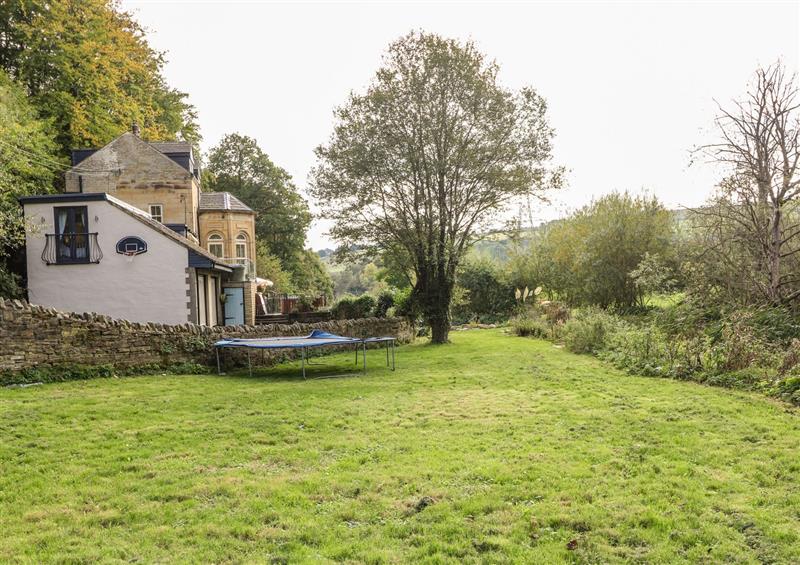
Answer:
563;308;618;354
510;314;549;338
453;257;516;323
330;294;377;319
373;290;395;318
704;368;771;392
394;287;418;319
773;375;800;405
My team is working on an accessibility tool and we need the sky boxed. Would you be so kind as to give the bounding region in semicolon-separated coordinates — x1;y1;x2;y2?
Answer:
122;0;800;250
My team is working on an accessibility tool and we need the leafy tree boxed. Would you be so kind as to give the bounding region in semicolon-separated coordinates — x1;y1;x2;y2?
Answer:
312;32;561;343
529;192;675;309
0;0;199;154
205;133;312;266
0;68;59;297
255;241;294;294
287;250;334;301
630;252;676;302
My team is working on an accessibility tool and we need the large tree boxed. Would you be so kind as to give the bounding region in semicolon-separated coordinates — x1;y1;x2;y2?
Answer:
0;68;60;296
205;133;312;266
0;0;199;154
695;64;800;305
205;134;333;298
311;32;561;342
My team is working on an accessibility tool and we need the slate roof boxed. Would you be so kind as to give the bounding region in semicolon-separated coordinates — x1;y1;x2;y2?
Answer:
198;192;255;213
149;141;192;153
70;135;197;175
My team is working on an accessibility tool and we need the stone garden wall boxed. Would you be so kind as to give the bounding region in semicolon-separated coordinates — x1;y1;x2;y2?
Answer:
0;299;414;376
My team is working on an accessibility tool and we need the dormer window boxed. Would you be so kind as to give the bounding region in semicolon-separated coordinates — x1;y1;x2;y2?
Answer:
149;204;163;223
208;233;223;258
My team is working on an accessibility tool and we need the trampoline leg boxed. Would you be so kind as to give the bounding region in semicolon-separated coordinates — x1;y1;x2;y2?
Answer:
391;339;395;371
247;350;252;378
386;340;389;367
216;347;221;375
301;347;306;379
362;341;367;374
355;344;358;365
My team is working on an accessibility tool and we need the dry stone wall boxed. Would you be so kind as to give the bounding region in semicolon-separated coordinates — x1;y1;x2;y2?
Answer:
0;299;414;376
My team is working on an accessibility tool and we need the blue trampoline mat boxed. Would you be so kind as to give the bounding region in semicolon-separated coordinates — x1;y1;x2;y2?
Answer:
214;329;367;350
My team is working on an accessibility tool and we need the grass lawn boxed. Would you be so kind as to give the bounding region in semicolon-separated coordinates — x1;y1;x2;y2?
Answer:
1;330;799;563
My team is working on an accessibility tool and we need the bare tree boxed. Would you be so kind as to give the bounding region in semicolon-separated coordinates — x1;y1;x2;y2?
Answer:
697;64;800;305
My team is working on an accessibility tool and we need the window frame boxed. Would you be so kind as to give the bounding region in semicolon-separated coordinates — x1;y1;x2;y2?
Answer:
52;205;90;264
149;204;164;223
207;233;224;258
235;232;248;259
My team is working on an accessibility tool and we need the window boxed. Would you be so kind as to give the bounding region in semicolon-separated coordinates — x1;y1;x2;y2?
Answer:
54;206;89;263
207;233;223;258
235;233;248;260
149;204;163;223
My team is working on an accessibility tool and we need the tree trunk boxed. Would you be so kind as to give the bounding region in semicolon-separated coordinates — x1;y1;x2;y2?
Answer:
416;268;454;344
768;205;782;303
429;307;451;344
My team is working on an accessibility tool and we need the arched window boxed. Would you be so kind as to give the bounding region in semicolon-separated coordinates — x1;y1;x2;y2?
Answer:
207;233;223;258
235;233;248;260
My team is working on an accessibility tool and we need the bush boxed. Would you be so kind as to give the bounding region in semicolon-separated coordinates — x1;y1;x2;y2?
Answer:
330;294;377;319
373;290;395;318
394;287;417;319
773;375;800;405
510;314;549;338
563;308;618;354
452;257;515;323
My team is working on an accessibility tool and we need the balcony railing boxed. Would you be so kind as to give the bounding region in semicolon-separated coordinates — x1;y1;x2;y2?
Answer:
221;257;256;279
42;233;103;265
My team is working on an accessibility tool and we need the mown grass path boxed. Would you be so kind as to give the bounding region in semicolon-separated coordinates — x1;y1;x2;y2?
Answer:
1;330;798;563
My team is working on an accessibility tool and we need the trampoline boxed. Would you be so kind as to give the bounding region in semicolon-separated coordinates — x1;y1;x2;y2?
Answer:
213;329;396;378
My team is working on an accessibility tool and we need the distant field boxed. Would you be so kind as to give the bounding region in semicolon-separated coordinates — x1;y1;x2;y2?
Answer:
1;330;798;563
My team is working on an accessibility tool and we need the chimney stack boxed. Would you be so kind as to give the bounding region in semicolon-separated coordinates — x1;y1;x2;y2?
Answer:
131;122;140;137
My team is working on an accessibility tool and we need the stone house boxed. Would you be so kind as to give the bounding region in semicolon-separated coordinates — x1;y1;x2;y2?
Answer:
19;127;260;326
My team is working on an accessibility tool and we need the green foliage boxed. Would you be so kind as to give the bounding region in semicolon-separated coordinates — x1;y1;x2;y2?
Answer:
373;290;395;318
393;286;418;320
287;249;334;301
510;312;549;338
452;257;516;324
1;361;209;386
330;295;377;320
519;192;675;309
0;0;199;154
630;252;676;299
255;241;294;293
312;31;560;342
327;257;387;299
562;308;619;354
512;296;800;406
0;68;59;292
206;133;311;267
